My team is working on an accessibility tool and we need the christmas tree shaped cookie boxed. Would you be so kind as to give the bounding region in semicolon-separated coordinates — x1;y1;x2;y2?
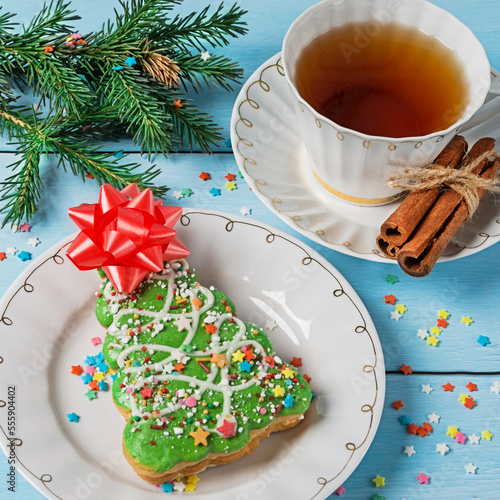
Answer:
96;259;312;484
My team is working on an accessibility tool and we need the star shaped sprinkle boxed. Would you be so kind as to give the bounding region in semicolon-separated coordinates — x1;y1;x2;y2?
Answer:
372;475;385;487
437;318;449;328
225;173;236;181
185;483;197;492
461;316;473;325
399;415;412;426
98;380;108;391
161;483;174;493
430;326;442;336
90;337;102;346
67;412;80;422
371;495;385;500
173;363;185;373
19;222;31;232
240;207;252;216
395;304;407;314
436;443;449;455
333;485;345;496
421;384;433;394
392;400;404;410
282;367;295;379
283;394;294;408
6;247;17;255
406;423;418;435
231;350;245;363
427;335;439;347
181;187;193;197
216;419;236;438
272;385;285;397
204;323;217;334
400;364;412;375
81;373;92;384
384;294;397;305
442;383;455;392
385;274;398;284
428;412;440;423
0;252;6;261
71;365;83;375
446;426;458;437
481;430;493;441
437;309;450;319
173;99;183;109
85;389;97;400
186;475;199;485
199;171;211;181
458;393;469;403
239;360;252;372
209;187;221;197
464;397;476;410
112;65;124;70
290;357;302;367
464;463;477;474
174;315;192;332
469;434;481;445
416;473;430;485
455;431;467;444
172;190;184;200
18;251;32;261
466;382;477;392
173;480;186;492
416;426;429;437
225;181;237;191
490;381;500;394
391;310;402;321
125;56;136;66
190;426;210;446
265;319;277;330
477;335;490;346
403;445;416;457
417;329;429;340
210;352;228;368
28;237;40;247
200;51;210;61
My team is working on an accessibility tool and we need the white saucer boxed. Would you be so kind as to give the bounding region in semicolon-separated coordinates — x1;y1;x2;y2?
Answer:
231;53;500;262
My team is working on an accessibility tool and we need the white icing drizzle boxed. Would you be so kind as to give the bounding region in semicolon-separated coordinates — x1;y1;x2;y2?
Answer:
103;260;271;431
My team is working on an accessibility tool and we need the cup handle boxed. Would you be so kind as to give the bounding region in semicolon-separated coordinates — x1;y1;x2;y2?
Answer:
460;91;500;145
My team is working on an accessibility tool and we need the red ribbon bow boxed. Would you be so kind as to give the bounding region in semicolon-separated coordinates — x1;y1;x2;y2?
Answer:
66;184;189;293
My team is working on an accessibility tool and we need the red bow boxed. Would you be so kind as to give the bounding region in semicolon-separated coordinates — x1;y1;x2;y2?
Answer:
66;184;189;293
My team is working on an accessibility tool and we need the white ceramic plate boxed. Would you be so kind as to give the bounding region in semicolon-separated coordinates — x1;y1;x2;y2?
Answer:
231;53;500;262
0;210;384;500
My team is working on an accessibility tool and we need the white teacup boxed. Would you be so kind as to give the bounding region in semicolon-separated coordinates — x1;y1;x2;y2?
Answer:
282;0;491;206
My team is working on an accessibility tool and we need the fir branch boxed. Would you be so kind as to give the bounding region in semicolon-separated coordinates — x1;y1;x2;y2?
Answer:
22;0;78;41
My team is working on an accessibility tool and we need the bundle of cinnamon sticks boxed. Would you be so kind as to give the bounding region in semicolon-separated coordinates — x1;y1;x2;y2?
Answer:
377;135;500;277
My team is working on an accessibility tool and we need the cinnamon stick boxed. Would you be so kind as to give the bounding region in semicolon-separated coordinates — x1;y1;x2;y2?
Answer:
378;135;468;255
397;139;497;277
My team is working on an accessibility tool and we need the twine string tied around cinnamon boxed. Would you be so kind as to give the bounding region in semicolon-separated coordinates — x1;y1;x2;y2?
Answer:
387;150;500;218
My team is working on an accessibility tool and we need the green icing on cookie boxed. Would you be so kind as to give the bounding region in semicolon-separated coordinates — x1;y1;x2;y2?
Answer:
96;260;312;474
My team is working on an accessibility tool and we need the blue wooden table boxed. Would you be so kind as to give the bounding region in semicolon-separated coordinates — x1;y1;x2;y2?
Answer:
1;1;500;499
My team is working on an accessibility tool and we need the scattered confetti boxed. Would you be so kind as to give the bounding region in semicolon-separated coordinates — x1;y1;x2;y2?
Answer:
400;364;412;375
90;337;102;346
421;384;433;394
84;389;97;401
461;316;473;326
466;382;478;392
181;188;193;197
28;237;40;247
225;181;237;191
209;187;221;197
436;443;450;455
437;310;450;319
395;304;407;314
172;190;184;200
161;483;174;492
18;251;32;261
430;326;442;336
225;173;236;181
447;426;459;438
372;475;385;487
458;393;469;404
399;415;412;426
265;319;277;330
199;172;211;181
0;252;6;261
67;412;80;422
200;51;210;61
125;56;136;66
464;397;477;410
469;434;481;445
454;431;468;444
481;430;493;441
19;222;32;232
427;336;439;347
391;310;402;321
490;381;500;394
392;400;404;410
71;365;83;375
442;383;455;392
6;247;17;255
437;318;449;328
477;335;490;346
428;412;440;423
384;294;397;305
173;99;183;109
240;207;252;216
417;329;429;340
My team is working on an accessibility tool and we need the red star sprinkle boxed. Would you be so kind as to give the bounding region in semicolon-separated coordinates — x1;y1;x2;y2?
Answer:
422;422;433;432
245;348;256;362
204;323;217;334
140;386;154;399
442;383;455;392
303;374;311;383
416;426;429;437
199;172;211;181
437;318;449;328
400;364;412;375
19;222;31;232
384;294;397;305
464;397;477;410
216;419;236;439
225;173;236;181
290;357;302;367
89;380;100;391
466;382;477;392
0;252;6;261
392;400;404;410
71;365;83;375
174;363;185;373
85;172;95;179
407;423;418;435
416;472;430;485
173;99;183;109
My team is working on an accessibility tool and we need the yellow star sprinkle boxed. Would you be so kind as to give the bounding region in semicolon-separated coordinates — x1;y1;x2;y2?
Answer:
272;385;285;397
93;372;106;382
427;335;439;347
125;359;132;367
438;310;450;319
482;430;494;441
186;475;200;485
458;393;470;404
210;352;228;368
395;304;407;314
231;350;245;363
282;367;295;379
430;326;442;336
225;181;237;191
461;316;473;326
185;483;197;492
447;426;458;437
189;426;210;446
372;475;385;487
